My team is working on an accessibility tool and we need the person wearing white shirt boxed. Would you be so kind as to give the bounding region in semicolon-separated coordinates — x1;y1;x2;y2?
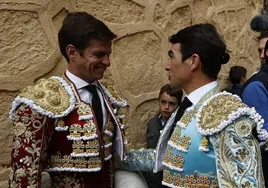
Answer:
66;70;108;127
9;12;127;188
120;23;267;188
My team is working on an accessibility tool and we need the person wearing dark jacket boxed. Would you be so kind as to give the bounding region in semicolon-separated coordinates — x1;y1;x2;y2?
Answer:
144;84;182;188
225;66;247;97
242;40;268;187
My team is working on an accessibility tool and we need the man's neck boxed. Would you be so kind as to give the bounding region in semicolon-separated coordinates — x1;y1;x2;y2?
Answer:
68;64;95;84
184;77;215;95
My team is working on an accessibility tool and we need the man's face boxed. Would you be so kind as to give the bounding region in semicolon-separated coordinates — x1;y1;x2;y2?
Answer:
166;43;191;90
159;92;179;121
258;37;268;64
70;39;112;83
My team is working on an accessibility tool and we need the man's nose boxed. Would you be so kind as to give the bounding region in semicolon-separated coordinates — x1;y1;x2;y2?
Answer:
165;60;170;71
261;50;265;60
102;55;110;67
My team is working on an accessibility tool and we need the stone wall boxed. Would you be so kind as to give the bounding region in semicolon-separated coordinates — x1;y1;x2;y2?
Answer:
0;0;263;186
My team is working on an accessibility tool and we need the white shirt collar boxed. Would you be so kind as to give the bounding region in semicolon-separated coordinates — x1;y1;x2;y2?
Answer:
187;81;218;105
66;70;97;90
158;114;166;126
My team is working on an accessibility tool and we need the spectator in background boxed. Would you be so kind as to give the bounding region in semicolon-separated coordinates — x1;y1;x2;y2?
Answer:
258;31;268;65
144;84;183;188
242;40;268;187
250;15;268;65
225;66;247;96
147;84;183;149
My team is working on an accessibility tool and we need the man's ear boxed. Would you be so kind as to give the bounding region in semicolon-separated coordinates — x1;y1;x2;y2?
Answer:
240;75;247;85
265;49;268;58
189;54;201;71
66;44;77;61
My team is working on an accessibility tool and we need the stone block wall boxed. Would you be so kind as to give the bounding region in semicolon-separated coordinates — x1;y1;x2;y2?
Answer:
0;0;263;186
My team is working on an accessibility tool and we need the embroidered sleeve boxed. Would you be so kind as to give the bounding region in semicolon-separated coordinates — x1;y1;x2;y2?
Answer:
119;149;155;171
210;116;265;187
9;104;54;188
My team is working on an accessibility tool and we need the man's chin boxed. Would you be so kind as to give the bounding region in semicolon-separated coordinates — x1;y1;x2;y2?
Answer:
95;73;105;80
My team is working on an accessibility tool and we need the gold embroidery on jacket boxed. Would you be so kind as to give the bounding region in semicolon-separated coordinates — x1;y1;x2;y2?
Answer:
84;120;96;137
179;136;191;151
19;78;70;114
72;140;84;154
85;139;99;153
57;118;65;127
69;124;82;138
163;168;219;188
48;154;101;169
179;110;195;128
51;173;82;188
198;94;246;131
170;127;181;144
163;148;184;170
10;105;46;187
77;102;93;117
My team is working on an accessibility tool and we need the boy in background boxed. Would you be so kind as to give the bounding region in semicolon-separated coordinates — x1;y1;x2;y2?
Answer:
225;66;247;96
144;84;183;188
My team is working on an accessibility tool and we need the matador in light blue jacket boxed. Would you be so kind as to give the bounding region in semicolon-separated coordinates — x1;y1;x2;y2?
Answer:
120;24;268;188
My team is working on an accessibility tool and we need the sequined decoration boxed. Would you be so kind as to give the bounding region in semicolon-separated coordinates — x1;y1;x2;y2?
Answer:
69;124;83;138
19;78;71;114
84;120;97;137
163;167;219;188
77;102;93;119
199;136;210;152
121;149;155;171
179;136;191;151
48;154;101;170
163;147;184;171
178;110;195;128
72;140;84;154
170;127;181;144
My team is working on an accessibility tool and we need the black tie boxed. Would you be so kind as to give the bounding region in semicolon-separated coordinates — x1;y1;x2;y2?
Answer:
174;97;192;122
169;97;192;138
86;85;103;132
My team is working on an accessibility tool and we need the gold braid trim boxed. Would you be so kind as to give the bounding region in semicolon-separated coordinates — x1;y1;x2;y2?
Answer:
10;76;75;118
196;92;247;136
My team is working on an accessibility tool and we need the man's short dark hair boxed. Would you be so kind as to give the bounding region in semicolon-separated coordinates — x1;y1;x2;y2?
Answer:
169;24;229;79
58;12;117;62
229;66;247;85
258;31;268;40
159;84;183;103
